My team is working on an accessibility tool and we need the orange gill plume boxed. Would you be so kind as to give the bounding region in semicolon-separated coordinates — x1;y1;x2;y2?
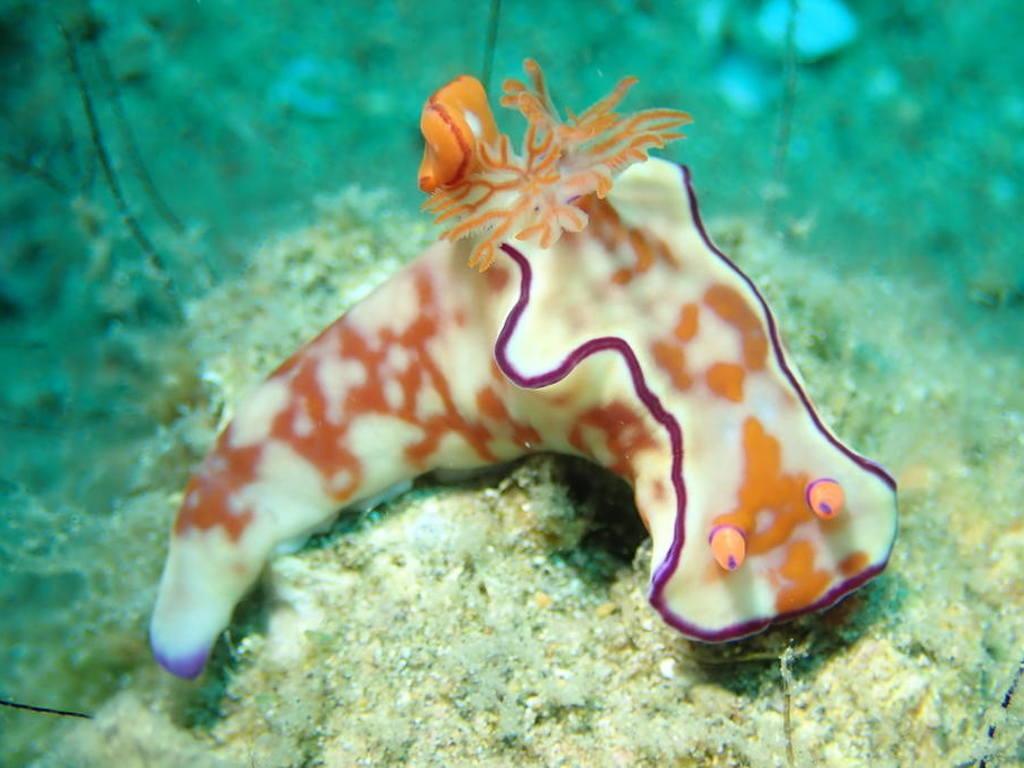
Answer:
418;59;692;271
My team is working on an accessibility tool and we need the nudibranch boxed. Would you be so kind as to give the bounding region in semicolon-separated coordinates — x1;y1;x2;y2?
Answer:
151;60;897;680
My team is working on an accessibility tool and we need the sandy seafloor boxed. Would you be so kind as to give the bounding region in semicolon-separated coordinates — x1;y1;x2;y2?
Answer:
1;1;1022;766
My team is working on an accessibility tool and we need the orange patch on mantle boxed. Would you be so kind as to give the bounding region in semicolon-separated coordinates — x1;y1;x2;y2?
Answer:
706;362;745;402
652;340;693;390
775;539;831;612
703;284;767;370
674;303;699;342
712;417;810;555
839;550;870;577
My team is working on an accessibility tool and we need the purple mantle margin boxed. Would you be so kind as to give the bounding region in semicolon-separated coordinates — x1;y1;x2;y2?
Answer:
493;164;897;642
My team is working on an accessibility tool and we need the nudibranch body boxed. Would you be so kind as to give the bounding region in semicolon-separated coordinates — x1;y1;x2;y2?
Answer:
151;62;897;680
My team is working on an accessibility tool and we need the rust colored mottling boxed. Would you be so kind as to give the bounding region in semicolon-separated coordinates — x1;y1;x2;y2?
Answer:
652;339;693;391
175;269;508;539
703;284;768;370
568;400;659;482
476;386;507;422
392;272;496;466
175;439;260;541
572;195;674;285
484;263;510;292
775;539;831;612
271;349;363;503
839;550;870;576
476;386;543;449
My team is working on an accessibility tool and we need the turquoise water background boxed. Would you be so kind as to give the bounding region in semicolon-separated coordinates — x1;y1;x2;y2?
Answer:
2;0;1021;502
1;0;1022;765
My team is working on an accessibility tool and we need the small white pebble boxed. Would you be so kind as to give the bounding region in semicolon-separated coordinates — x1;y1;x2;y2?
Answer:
659;658;677;680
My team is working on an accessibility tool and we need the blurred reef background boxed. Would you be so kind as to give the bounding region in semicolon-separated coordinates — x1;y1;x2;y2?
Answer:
1;0;1022;765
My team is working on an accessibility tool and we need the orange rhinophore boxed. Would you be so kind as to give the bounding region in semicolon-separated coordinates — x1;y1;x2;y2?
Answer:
709;525;747;571
806;477;845;519
419;59;692;270
418;75;499;193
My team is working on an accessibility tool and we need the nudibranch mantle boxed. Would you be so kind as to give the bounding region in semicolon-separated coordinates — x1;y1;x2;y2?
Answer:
151;73;896;681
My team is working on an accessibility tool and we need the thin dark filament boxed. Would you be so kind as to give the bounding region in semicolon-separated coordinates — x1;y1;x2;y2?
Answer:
60;23;183;322
0;697;92;720
977;654;1024;768
481;0;501;94
91;38;185;234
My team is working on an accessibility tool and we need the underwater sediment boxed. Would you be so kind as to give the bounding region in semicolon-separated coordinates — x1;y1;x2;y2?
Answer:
3;181;1020;767
2;2;1023;765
